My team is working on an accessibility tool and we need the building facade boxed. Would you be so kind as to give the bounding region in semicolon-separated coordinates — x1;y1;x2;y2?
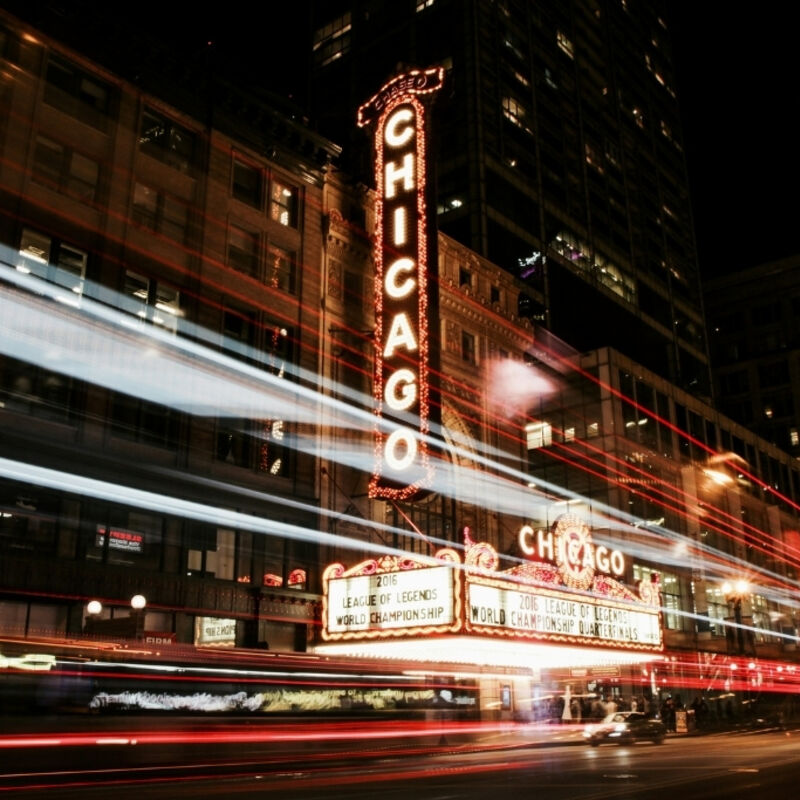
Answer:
307;0;709;396
0;8;339;651
1;7;799;722
705;256;800;461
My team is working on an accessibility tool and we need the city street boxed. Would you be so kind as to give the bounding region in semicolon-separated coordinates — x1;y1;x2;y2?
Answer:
2;722;799;799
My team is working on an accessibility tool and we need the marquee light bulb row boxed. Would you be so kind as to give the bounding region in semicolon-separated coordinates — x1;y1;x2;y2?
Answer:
359;68;444;500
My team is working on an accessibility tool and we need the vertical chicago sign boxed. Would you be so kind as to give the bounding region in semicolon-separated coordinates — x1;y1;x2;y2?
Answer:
358;68;444;500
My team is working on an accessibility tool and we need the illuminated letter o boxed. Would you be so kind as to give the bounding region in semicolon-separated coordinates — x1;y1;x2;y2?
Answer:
610;550;625;576
385;369;417;411
385;428;417;471
385;107;414;148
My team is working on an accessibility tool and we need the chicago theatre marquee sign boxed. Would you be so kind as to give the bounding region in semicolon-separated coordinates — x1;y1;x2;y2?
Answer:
358;67;444;501
321;514;664;655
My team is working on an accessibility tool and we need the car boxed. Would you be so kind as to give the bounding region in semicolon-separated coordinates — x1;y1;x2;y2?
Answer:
582;711;667;746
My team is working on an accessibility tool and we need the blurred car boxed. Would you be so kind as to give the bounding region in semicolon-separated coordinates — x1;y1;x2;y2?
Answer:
583;711;667;746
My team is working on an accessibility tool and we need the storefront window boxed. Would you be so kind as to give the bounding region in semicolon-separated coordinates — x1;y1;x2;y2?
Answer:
633;563;686;631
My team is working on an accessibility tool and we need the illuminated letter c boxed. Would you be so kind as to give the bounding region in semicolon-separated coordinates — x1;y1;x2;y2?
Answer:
385;107;414;148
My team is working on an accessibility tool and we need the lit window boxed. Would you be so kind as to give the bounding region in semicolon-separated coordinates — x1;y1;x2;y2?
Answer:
266;243;296;293
502;96;530;132
526;422;552;449
270;180;298;227
513;69;531;88
313;13;351;67
564;427;575;442
18;228;86;299
790;428;799;447
139;108;196;173
416;0;436;10
556;31;574;59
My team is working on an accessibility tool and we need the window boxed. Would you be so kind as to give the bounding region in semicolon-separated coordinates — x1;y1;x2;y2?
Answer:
139;108;196;173
526;422;553;449
459;267;473;290
0;354;80;423
17;228;86;298
266;243;296;293
269;180;298;227
312;13;351;67
132;182;189;243
556;31;574;59
228;224;259;276
502;96;530;131
90;509;162;570
121;270;183;333
215;320;292;477
111;393;180;448
187;527;236;580
634;564;685;631
44;55;114;129
461;330;476;364
490;285;500;304
32;136;101;203
232;157;262;207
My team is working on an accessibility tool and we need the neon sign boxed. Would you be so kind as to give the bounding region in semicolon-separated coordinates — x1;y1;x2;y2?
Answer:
358;67;444;500
518;514;625;590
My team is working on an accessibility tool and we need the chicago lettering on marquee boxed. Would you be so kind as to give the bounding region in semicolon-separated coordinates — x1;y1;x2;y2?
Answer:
358;67;444;500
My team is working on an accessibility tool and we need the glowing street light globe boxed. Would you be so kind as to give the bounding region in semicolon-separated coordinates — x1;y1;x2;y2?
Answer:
86;600;102;615
130;594;147;610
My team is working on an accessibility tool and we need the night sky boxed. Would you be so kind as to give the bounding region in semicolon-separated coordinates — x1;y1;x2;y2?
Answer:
668;2;799;279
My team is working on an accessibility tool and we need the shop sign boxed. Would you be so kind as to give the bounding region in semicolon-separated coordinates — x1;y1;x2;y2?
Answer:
95;525;143;554
195;616;236;647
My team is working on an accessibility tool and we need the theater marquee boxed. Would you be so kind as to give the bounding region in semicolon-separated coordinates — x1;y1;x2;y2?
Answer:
320;515;664;654
358;67;444;501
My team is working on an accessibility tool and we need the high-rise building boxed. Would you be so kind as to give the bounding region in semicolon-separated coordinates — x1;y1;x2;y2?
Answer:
307;0;709;396
705;256;800;460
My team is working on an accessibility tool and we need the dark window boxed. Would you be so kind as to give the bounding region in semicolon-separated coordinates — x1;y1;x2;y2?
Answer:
228;224;259;276
139;108;197;173
232;158;262;207
461;330;476;364
0;355;81;423
32;136;101;204
0;483;59;556
44;55;114;129
111;394;180;448
215;318;292;477
132;182;189;243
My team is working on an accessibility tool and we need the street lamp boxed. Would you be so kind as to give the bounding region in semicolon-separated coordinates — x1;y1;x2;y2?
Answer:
130;594;147;611
86;599;103;616
722;580;750;655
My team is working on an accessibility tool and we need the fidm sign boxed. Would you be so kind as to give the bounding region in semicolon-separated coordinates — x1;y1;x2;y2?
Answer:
358;68;444;500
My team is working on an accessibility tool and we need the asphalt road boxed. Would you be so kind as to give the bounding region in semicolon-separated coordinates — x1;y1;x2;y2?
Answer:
2;723;799;799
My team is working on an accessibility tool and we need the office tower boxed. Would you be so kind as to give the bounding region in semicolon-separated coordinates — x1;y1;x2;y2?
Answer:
307;0;709;396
